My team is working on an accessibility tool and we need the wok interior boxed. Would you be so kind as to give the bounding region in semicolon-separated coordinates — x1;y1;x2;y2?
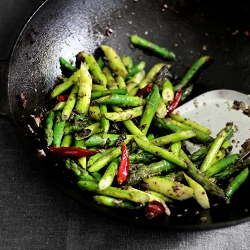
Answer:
7;0;250;229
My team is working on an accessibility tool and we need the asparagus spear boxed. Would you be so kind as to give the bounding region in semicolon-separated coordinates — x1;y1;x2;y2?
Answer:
126;61;146;79
88;138;133;172
180;150;228;201
50;70;80;98
169;141;182;157
53;101;66;111
104;106;143;122
190;143;212;162
102;66;116;85
59;57;77;72
97;56;104;69
190;139;233;163
91;89;127;100
92;84;107;92
163;171;185;182
139;63;166;89
75;63;92;115
184;173;210;209
129;151;159;164
64;159;96;182
174;56;213;91
144;190;174;203
181;84;194;102
99;104;110;133
75;122;103;140
90;171;103;181
143;176;194;201
139;85;161;135
203;154;240;178
224;167;249;198
45;110;55;147
77;52;107;87
149;130;196;146
78;180;171;215
161;79;174;105
121;54;133;69
153;65;172;90
100;45;128;78
126;159;176;185
134;135;187;168
91;94;146;107
130;35;176;61
74;138;87;170
126;70;146;93
111;106;144;136
61;134;73;147
87;148;115;167
84;133;133;148
214;159;250;180
170;113;212;135
200;124;233;172
156;96;167;118
99;158;119;190
116;75;126;89
93;195;143;209
154;117;213;144
61;83;79;121
89;105;101;121
52;111;66;147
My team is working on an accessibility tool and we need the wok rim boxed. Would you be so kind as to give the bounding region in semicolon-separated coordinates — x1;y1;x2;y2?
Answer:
4;0;250;231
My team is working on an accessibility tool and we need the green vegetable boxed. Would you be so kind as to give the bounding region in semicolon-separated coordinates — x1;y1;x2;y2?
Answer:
204;154;240;178
78;181;170;215
45;110;55;147
92;94;146;107
59;57;77;72
200;125;233;172
50;70;80;99
75;63;92;115
224;168;249;198
93;195;143;209
45;42;245;218
139;85;161;135
130;35;176;60
99;158;119;190
62;83;79;121
127;159;175;185
134;135;187;168
184;173;210;209
78;52;107;87
52;111;66;147
139;63;166;89
143;176;193;201
174;56;212;91
100;45;128;78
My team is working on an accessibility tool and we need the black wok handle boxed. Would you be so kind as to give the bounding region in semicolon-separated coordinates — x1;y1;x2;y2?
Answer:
0;59;10;118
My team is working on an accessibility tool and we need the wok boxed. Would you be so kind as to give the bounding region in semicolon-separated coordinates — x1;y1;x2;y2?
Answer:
1;0;250;231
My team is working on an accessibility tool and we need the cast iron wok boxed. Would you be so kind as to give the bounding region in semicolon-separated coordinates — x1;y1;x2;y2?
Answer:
1;0;250;231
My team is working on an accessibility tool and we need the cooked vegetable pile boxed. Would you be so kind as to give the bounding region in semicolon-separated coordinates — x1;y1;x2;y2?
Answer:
44;35;250;219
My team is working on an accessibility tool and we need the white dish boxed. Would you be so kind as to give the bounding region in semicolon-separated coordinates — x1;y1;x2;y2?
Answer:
175;89;250;154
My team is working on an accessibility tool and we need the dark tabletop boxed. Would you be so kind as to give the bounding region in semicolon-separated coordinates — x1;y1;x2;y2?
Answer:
1;1;250;249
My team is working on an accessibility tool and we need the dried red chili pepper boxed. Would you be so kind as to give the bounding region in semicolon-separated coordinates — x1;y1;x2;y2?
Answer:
57;94;69;102
136;83;153;98
117;143;130;185
166;88;182;116
145;201;165;219
49;146;98;157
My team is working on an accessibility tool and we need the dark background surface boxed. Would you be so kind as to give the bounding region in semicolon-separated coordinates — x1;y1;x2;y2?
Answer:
1;0;250;249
